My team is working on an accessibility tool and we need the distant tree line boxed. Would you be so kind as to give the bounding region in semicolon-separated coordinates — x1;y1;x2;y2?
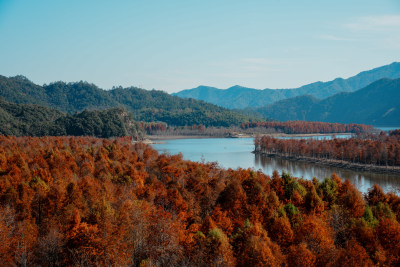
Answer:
140;122;206;134
241;121;373;134
139;122;168;134
139;123;240;137
140;121;373;137
390;129;400;136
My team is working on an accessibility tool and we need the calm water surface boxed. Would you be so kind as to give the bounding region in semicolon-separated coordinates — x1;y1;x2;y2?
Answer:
153;136;400;193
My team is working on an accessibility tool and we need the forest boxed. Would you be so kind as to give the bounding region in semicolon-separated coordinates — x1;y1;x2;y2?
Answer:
138;123;225;137
1;136;400;266
2;93;376;140
255;131;400;167
0;98;144;138
0;75;257;127
240;121;373;134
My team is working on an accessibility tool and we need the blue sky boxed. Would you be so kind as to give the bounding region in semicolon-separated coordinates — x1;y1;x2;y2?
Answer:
0;0;399;93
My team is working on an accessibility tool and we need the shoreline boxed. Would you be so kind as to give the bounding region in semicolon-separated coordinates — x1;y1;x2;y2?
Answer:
147;132;351;141
254;151;400;175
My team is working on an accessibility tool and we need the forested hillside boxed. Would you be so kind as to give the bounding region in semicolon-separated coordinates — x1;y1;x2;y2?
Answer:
174;62;400;109
256;78;400;125
0;98;144;138
0;75;256;127
1;136;400;266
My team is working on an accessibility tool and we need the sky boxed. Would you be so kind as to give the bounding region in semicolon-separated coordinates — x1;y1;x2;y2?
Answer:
0;0;399;93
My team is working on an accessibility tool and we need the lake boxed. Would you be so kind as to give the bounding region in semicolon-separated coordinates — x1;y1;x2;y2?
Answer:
152;135;400;194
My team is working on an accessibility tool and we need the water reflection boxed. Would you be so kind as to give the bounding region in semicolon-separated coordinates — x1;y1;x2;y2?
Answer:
254;154;400;193
152;137;400;194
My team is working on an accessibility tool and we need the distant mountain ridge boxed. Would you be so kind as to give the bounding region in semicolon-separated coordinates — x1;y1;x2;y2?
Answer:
255;78;400;126
173;62;400;109
0;75;257;127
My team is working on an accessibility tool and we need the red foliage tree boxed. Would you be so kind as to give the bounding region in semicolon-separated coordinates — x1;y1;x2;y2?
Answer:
0;136;397;265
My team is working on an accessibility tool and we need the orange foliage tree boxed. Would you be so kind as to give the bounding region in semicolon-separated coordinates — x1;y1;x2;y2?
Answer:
0;135;399;266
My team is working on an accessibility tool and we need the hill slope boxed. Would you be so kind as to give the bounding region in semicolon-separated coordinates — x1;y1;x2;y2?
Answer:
0;97;144;137
174;62;400;109
0;75;256;126
256;78;400;125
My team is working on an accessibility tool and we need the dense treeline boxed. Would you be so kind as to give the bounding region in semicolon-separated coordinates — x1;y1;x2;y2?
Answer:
141;121;374;138
0;75;258;126
0;98;144;138
139;122;168;134
255;132;400;166
390;129;400;136
1;136;400;266
139;122;210;135
139;123;237;138
241;121;373;134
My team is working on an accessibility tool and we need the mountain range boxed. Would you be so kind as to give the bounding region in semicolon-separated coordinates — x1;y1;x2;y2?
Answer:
173;62;400;109
2;62;399;128
0;75;257;127
255;78;400;126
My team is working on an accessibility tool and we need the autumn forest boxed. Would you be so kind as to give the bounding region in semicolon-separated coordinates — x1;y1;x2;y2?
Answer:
2;0;400;266
255;131;400;168
1;136;400;266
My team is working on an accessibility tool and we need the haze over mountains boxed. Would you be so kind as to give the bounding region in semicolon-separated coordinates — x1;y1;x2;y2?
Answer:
256;78;400;126
174;62;400;109
1;62;399;129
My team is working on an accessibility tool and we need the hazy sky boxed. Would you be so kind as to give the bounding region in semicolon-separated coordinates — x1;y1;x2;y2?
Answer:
0;0;399;93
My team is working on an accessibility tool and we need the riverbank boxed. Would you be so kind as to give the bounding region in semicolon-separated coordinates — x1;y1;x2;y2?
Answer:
147;132;351;141
254;151;400;175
